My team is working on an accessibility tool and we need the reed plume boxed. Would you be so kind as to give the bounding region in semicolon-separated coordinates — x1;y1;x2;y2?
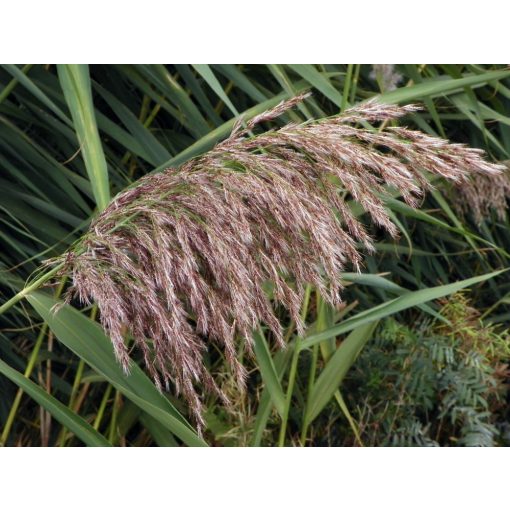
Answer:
454;162;510;224
370;64;403;92
53;94;504;430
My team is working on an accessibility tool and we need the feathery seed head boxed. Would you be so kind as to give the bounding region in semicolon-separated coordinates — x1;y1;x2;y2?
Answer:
453;161;510;224
53;95;504;430
370;64;403;92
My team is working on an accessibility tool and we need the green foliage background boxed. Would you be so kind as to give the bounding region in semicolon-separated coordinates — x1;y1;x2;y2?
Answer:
1;64;509;446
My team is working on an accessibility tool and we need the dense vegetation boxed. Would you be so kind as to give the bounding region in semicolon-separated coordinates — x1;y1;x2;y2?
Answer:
1;64;509;446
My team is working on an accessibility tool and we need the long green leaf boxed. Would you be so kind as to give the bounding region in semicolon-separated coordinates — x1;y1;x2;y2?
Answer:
377;69;510;104
304;321;378;424
0;358;111;447
192;64;240;117
253;329;285;416
301;270;506;349
57;64;110;211
2;64;72;126
288;64;343;107
93;82;171;165
27;292;207;446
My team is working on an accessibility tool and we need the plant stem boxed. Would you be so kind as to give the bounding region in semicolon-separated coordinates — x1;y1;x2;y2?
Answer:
277;285;312;447
341;64;353;112
349;64;360;105
56;359;86;447
108;391;122;445
58;305;98;446
0;64;33;105
0;324;48;446
300;292;323;444
300;343;319;445
0;277;66;446
93;384;113;431
0;263;64;317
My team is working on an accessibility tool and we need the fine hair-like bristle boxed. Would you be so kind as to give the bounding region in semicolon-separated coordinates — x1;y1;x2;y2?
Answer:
53;95;505;431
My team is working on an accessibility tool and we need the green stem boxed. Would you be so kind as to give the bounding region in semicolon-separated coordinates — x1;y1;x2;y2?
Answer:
349;64;360;105
108;391;121;445
0;64;33;105
277;285;312;447
300;342;319;445
300;292;323;445
57;359;86;447
0;324;48;446
93;384;113;431
70;360;87;406
58;305;98;446
0;263;64;317
0;277;66;446
341;64;353;111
